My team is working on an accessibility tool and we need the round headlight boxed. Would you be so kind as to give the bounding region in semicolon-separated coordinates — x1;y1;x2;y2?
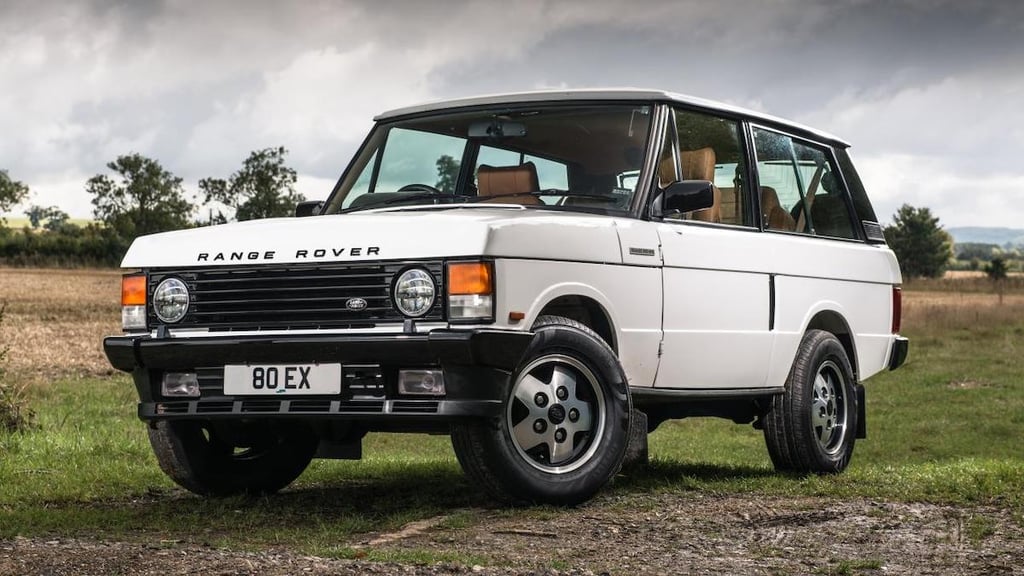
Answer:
153;278;190;323
393;268;435;317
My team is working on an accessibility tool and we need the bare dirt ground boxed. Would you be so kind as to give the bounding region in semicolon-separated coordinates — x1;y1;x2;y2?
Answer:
2;268;1023;575
2;493;1022;575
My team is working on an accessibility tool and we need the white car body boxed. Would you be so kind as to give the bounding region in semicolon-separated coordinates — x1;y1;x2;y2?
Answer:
121;204;900;392
105;89;908;504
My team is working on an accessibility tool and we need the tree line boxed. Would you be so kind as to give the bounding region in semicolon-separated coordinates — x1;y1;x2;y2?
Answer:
0;156;1002;280
0;148;305;267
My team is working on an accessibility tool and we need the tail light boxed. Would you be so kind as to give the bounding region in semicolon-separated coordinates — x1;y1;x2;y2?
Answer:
891;286;902;334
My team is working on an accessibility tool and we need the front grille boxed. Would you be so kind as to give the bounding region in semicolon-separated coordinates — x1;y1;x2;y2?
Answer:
148;261;444;330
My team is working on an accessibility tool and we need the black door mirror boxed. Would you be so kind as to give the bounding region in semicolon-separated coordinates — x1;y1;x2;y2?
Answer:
295;201;324;218
660;180;714;217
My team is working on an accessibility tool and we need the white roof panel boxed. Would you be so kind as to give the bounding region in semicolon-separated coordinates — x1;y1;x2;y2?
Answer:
374;88;848;146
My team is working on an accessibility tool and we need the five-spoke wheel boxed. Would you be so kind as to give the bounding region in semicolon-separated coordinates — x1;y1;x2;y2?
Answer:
508;354;605;474
451;316;631;505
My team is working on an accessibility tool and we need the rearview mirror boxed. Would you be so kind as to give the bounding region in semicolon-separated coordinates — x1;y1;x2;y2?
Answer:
295;200;324;218
660;180;714;216
468;120;527;139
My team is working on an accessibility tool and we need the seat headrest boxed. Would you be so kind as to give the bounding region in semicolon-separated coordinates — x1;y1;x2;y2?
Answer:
477;162;539;197
680;147;716;182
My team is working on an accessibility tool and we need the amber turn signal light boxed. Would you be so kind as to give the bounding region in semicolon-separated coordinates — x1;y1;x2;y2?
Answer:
122;274;146;306
448;262;493;295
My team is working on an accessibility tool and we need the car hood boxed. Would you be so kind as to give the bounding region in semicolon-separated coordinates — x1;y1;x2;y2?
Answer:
120;206;633;268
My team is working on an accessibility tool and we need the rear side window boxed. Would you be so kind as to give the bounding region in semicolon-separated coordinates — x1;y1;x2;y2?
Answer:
752;128;859;240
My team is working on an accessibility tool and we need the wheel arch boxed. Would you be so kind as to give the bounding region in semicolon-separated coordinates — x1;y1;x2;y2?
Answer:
534;292;618;354
804;309;859;381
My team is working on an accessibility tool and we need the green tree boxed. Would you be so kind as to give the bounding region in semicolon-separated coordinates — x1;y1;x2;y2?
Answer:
1;170;30;226
87;153;193;240
985;256;1009;304
435;154;460;194
199;147;305;222
985;256;1009;281
883;204;954;279
25;205;70;232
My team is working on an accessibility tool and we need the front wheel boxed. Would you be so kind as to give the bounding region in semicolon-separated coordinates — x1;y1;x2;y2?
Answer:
148;420;319;496
763;329;858;474
452;316;631;505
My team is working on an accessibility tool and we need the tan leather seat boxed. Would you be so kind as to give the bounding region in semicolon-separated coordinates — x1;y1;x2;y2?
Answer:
718;186;739;225
679;147;721;223
476;163;541;205
657;147;722;223
761;186;796;231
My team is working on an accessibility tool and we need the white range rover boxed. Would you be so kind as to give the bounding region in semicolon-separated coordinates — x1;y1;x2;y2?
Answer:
104;89;908;505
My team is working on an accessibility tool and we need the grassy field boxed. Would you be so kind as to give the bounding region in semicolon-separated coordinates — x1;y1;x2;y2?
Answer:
1;268;1023;565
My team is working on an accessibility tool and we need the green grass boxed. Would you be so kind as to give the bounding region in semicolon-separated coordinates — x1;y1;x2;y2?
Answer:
2;295;1023;560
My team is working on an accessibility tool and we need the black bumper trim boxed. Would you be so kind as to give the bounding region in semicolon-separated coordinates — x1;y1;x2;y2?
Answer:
888;336;909;371
140;398;502;421
103;329;532;373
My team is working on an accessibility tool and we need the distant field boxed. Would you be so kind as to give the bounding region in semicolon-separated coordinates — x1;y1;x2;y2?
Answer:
2;217;97;228
0;267;121;383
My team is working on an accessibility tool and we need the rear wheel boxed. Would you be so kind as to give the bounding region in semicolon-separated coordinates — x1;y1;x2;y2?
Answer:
452;316;631;505
764;329;857;474
148;420;318;496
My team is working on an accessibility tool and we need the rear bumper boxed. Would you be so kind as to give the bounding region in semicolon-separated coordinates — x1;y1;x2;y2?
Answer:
888;336;909;371
103;329;533;424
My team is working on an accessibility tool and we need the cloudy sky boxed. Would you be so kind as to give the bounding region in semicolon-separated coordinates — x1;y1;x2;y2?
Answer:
1;0;1022;228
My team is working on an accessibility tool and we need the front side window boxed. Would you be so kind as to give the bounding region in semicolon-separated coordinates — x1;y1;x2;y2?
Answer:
325;105;653;215
658;108;751;226
752;128;858;239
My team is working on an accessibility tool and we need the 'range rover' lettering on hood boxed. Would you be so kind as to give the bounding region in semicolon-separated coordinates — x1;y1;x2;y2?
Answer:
196;247;381;262
119;208;628;268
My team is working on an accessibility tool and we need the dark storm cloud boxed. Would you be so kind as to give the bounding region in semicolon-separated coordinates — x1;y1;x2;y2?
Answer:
1;0;1022;225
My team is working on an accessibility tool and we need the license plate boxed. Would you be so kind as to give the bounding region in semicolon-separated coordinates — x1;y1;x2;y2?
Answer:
223;364;341;395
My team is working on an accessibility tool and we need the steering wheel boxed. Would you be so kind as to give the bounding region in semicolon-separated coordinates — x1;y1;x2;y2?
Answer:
397;183;443;195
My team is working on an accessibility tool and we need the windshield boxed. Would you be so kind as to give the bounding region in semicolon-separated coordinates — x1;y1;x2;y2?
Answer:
324;104;653;215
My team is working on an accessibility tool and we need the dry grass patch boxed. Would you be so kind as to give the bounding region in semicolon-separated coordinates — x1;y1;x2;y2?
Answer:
0;267;121;385
903;290;1024;334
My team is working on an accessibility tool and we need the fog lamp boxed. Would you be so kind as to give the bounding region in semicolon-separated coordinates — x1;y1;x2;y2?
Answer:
162;372;200;397
398;369;445;396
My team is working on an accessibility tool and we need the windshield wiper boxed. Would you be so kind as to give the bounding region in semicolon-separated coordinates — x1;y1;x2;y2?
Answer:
337;193;470;214
465;190;621;204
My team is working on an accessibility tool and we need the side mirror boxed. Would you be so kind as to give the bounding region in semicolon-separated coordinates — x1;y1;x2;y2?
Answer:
295;200;324;218
660;180;714;217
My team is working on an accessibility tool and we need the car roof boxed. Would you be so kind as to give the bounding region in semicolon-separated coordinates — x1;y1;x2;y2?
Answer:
374;88;849;147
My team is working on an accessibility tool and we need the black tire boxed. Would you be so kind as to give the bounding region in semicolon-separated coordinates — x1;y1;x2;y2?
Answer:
451;316;631;505
148;420;319;496
764;329;858;474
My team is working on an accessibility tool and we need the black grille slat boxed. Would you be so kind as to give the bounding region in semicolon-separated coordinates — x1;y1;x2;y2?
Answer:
190;306;393;317
149;261;444;330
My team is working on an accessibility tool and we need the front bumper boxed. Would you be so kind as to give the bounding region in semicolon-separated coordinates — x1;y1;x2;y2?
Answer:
104;329;533;424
